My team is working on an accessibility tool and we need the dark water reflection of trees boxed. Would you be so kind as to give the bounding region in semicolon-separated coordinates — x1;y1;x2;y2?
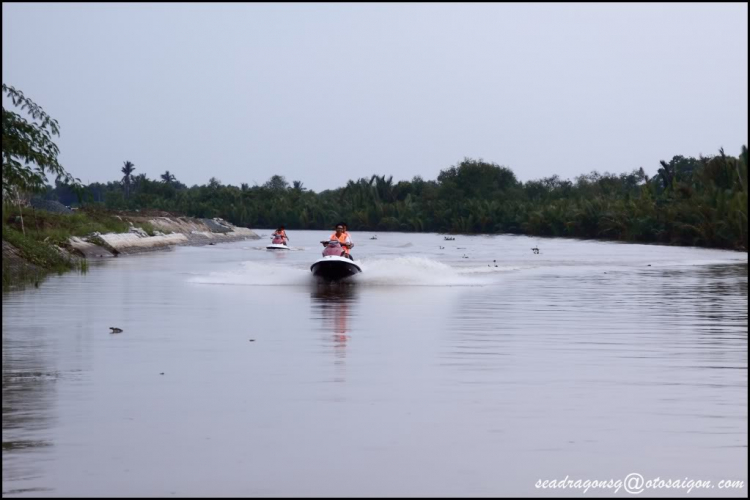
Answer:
2;326;58;493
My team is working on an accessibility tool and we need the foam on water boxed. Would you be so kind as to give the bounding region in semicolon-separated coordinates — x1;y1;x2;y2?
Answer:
188;256;509;287
188;260;311;286
353;257;495;286
187;246;746;288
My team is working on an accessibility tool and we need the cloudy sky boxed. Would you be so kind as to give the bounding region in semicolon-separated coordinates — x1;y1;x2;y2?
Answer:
2;3;747;192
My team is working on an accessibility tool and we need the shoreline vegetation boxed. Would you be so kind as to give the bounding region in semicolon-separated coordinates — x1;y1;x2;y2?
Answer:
2;84;747;288
52;147;748;252
1;205;258;290
2;204;155;289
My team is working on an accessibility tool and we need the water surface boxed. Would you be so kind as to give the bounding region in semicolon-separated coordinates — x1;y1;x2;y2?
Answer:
3;231;747;496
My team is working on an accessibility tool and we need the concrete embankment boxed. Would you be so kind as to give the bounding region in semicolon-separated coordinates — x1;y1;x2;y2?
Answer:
3;213;259;288
67;216;259;257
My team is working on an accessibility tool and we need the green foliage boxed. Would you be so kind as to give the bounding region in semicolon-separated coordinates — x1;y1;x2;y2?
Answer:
39;147;748;252
1;202;156;287
1;203;155;243
2;84;79;196
139;221;156;236
437;158;519;199
264;175;289;191
2;223;76;274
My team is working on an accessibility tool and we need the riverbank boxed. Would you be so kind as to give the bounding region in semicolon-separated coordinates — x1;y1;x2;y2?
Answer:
2;206;259;289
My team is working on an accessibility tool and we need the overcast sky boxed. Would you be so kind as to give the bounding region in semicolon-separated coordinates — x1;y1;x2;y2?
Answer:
3;3;748;192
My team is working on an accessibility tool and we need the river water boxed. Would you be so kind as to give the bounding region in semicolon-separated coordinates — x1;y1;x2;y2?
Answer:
2;230;747;497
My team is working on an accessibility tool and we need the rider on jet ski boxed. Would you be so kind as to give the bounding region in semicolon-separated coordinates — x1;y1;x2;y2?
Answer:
321;223;353;260
271;226;289;245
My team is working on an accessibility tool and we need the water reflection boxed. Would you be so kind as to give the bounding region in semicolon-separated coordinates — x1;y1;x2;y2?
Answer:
272;250;288;260
1;326;57;495
310;283;359;382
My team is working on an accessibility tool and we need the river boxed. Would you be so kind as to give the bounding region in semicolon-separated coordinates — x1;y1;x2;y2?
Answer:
2;230;747;496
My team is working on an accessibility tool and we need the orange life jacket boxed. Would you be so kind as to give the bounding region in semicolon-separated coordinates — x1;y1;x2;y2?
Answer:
329;232;350;254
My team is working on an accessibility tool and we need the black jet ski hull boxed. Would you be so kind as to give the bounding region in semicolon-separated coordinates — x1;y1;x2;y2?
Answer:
310;257;362;281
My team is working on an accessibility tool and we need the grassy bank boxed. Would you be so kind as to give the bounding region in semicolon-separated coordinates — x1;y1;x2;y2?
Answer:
2;226;88;289
1;204;156;289
2;205;160;243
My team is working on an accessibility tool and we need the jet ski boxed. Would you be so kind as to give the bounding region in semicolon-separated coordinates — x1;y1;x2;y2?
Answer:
266;235;290;250
311;240;362;280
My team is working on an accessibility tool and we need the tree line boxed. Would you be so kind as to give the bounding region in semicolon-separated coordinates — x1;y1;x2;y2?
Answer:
4;83;747;251
45;150;748;251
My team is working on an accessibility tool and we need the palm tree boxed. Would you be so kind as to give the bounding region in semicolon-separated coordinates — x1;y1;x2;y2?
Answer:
161;170;176;185
121;161;136;199
370;174;394;202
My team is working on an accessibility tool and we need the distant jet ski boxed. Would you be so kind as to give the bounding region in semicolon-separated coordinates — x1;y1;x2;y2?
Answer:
266;235;290;250
310;240;361;280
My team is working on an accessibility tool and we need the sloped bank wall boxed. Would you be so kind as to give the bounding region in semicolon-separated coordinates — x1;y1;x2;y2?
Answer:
68;217;259;257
